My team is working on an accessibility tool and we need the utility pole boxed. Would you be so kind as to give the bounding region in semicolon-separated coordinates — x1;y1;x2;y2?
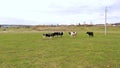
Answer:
105;7;107;36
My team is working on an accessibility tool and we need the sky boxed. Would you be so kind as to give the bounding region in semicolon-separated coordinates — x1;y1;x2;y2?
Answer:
0;0;120;25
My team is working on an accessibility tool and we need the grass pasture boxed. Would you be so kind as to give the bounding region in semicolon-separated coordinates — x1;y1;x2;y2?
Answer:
0;26;120;68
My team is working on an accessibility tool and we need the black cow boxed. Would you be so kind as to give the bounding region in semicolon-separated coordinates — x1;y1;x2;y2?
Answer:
86;32;94;37
43;33;55;38
53;32;64;37
43;32;64;38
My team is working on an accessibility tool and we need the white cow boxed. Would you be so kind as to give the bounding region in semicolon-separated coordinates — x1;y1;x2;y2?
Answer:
68;32;77;37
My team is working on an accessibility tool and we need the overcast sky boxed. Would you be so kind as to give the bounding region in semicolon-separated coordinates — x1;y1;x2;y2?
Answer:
0;0;120;25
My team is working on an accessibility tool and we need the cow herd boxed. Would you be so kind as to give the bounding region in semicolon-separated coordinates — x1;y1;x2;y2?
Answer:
43;32;63;38
43;31;94;38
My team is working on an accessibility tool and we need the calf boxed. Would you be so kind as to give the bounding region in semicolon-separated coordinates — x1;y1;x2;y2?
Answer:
86;32;94;37
68;32;77;37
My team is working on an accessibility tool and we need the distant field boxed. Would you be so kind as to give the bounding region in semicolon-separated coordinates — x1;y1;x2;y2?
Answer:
34;25;120;32
0;26;120;68
0;26;120;33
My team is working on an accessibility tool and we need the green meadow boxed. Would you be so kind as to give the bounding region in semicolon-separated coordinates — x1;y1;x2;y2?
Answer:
0;26;120;68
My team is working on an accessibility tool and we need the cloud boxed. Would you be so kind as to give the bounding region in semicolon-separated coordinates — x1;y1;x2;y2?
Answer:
46;0;116;15
0;17;40;25
0;0;120;25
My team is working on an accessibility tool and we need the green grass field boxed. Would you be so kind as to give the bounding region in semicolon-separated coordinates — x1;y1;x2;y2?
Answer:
0;26;120;68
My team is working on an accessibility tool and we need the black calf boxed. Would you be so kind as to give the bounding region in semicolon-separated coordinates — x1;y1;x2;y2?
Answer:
86;32;94;37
